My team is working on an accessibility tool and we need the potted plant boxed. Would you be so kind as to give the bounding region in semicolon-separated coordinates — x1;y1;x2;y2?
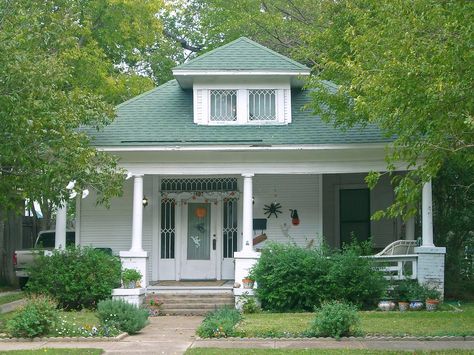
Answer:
378;290;396;311
122;268;142;289
395;280;412;312
407;282;425;311
242;276;255;289
425;287;441;311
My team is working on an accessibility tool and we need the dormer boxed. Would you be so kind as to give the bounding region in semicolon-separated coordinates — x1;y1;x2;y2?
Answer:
172;37;311;125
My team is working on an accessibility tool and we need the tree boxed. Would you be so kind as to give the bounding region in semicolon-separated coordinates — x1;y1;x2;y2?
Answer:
186;0;474;219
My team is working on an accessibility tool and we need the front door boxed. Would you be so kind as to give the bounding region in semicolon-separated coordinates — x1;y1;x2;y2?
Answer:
180;202;217;279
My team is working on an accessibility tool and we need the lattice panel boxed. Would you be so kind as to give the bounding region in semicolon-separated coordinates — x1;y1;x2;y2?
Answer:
160;199;175;259
161;178;238;192
223;198;238;258
249;89;276;121
210;89;237;121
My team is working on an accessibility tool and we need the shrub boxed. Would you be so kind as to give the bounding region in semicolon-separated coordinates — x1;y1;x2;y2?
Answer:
240;294;260;314
310;301;360;338
7;296;58;338
27;247;121;310
196;308;242;338
97;299;149;335
251;242;387;312
325;246;387;309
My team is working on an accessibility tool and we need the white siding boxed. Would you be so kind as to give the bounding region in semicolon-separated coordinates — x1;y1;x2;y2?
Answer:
79;176;154;284
252;174;322;248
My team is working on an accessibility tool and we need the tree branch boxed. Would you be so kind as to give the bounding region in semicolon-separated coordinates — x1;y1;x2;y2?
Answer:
163;28;202;52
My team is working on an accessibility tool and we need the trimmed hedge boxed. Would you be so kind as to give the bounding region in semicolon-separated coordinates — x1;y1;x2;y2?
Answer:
250;242;387;311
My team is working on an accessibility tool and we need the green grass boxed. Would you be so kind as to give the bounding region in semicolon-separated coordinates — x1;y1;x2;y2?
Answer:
0;292;24;306
0;350;102;355
186;350;474;355
236;303;474;338
0;310;100;337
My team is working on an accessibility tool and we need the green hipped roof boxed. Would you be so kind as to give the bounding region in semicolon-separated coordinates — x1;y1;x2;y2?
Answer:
87;80;391;147
173;37;310;72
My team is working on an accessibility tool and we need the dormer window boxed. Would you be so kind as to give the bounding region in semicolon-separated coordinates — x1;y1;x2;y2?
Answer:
210;90;237;122
249;89;276;121
193;86;291;125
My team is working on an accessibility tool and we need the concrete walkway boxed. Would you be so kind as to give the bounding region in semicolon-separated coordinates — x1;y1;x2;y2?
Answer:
1;316;474;354
0;316;203;355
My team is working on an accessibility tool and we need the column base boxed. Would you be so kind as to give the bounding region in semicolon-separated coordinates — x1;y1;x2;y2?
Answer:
119;251;148;288
414;246;446;298
112;288;146;307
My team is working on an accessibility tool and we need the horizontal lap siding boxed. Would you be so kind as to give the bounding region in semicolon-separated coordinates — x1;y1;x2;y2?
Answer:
253;175;322;248
79;177;153;284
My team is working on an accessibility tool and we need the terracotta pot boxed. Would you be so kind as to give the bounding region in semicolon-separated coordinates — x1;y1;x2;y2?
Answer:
398;301;409;312
378;299;396;311
242;278;255;289
426;299;439;311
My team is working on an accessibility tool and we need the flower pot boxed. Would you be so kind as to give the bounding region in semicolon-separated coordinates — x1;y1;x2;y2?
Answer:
425;299;439;311
124;281;136;289
409;300;424;311
398;301;409;312
378;299;396;311
242;278;255;289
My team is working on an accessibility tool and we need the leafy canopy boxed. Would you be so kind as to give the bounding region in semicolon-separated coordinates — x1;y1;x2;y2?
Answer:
0;0;166;210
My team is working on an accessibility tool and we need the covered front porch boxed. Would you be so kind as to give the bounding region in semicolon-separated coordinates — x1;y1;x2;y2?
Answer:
70;146;445;301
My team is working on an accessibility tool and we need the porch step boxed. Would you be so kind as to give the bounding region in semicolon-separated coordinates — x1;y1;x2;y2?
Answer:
146;291;235;316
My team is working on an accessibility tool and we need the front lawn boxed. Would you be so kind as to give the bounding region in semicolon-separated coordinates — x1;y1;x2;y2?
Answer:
236;303;474;338
0;310;101;338
0;292;24;306
187;350;474;355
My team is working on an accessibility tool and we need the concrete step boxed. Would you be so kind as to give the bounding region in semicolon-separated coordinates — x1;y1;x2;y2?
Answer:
158;297;234;304
161;302;234;310
160;309;214;316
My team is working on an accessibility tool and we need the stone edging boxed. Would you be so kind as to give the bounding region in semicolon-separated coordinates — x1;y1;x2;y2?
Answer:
0;332;128;342
196;335;474;342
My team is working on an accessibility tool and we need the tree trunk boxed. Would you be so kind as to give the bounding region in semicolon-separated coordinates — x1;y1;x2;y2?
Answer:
0;207;23;286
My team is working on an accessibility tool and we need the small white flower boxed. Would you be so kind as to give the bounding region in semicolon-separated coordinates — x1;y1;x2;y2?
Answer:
66;180;76;190
69;191;77;199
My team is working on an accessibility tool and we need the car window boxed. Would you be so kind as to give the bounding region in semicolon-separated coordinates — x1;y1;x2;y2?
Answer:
36;232;55;248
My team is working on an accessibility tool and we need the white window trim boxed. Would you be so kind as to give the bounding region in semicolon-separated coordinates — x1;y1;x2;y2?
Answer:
194;88;291;126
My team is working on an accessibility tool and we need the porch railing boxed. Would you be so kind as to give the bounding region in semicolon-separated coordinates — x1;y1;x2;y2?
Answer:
367;254;418;280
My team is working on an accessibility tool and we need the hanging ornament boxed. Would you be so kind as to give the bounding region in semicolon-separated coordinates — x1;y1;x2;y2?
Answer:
263;202;282;218
290;209;300;226
195;206;207;218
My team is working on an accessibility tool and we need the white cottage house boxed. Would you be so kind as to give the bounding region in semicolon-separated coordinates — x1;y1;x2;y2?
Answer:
55;38;445;309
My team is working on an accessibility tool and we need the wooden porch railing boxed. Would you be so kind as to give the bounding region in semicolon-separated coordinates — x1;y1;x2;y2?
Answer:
367;254;418;280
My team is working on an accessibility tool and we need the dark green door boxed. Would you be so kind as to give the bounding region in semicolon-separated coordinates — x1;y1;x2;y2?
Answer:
339;189;370;246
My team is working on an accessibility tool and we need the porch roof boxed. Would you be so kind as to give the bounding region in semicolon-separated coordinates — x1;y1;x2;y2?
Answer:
87;80;392;147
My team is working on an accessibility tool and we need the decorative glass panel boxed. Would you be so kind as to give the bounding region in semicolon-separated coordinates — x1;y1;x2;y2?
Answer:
210;90;237;121
161;199;175;259
223;198;238;258
249;89;276;121
161;178;238;192
187;203;211;260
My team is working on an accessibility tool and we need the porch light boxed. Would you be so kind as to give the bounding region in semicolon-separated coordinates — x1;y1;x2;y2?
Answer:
142;196;148;207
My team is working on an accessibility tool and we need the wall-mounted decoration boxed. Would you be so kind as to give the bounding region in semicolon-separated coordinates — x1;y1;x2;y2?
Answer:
194;206;207;218
290;209;300;226
263;202;282;218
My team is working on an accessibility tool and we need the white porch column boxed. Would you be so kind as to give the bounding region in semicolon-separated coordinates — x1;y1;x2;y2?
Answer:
119;174;148;289
414;179;446;298
241;173;254;253
55;203;67;250
131;174;144;253
233;173;260;307
421;180;434;247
